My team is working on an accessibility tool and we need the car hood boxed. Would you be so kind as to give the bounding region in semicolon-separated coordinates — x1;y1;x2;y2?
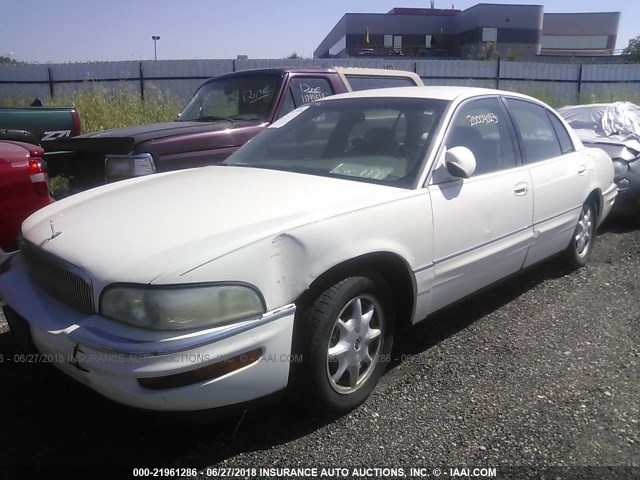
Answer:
53;120;260;152
572;130;640;155
21;166;403;285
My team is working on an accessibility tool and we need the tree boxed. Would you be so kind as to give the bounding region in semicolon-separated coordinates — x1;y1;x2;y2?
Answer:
0;56;18;64
623;35;640;62
287;52;301;60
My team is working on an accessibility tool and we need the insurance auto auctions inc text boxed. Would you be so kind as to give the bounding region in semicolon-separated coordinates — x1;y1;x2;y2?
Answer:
202;466;497;478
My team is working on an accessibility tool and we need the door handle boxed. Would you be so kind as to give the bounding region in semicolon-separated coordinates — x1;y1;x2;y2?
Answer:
577;165;587;175
513;182;529;196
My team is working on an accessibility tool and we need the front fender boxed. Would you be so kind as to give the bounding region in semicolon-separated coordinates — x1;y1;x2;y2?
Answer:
160;190;434;311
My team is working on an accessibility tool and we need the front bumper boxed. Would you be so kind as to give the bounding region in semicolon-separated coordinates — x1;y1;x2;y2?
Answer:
0;256;295;411
609;159;640;217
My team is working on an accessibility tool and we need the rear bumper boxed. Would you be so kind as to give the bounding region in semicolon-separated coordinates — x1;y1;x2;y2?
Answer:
0;196;54;251
0;258;296;412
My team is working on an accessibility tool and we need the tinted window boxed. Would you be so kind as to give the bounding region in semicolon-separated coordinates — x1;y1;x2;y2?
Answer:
346;75;417;92
506;99;563;163
547;111;575;155
445;97;517;176
226;98;447;188
289;78;333;107
276;89;296;120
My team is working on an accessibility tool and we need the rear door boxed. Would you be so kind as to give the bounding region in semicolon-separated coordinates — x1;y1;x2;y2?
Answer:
503;98;587;267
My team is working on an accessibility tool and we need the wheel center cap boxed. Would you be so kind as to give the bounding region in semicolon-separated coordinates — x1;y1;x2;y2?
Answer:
354;338;361;350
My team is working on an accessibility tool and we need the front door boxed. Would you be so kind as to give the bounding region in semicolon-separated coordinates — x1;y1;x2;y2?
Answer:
427;97;534;312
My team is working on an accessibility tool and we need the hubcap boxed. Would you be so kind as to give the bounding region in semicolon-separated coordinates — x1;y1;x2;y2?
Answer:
574;206;593;258
326;294;384;395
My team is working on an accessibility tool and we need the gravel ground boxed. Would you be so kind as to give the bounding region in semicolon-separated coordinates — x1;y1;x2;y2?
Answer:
0;219;638;480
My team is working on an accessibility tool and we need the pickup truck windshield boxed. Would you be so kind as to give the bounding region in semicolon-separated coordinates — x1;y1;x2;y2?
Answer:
225;97;447;188
180;75;283;122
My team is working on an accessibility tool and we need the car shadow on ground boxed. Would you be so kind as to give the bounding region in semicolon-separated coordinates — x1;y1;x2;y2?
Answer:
389;258;565;370
598;216;638;234
0;222;629;472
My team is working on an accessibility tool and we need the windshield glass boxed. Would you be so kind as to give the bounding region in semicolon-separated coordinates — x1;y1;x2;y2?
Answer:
180;74;283;122
225;97;447;188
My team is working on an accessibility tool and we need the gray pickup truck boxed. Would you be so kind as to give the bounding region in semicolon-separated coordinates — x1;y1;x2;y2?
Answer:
49;67;423;195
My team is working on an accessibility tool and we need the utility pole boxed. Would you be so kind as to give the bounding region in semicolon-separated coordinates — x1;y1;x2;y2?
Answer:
151;36;160;60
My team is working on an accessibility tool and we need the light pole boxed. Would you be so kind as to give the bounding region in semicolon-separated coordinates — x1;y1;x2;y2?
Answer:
151;36;160;60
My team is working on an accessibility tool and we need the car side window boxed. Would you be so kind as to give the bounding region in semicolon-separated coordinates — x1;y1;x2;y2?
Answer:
346;75;417;91
506;99;563;163
289;78;334;108
547;111;575;155
445;97;517;176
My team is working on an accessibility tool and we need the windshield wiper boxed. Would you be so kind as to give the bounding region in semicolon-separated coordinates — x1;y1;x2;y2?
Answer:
192;116;235;123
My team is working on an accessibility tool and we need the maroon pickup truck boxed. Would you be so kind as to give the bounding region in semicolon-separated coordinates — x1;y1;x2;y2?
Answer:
48;67;422;195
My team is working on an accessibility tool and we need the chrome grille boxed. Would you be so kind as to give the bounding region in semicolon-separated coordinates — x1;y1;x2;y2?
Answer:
19;239;95;314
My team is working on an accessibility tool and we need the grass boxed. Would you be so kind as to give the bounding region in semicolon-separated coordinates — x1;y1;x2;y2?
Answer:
1;80;639;133
500;83;640;108
1;84;184;134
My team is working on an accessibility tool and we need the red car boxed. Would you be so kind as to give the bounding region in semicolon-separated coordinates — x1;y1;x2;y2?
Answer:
0;140;54;253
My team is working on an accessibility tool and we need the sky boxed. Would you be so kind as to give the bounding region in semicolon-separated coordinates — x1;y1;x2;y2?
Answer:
1;0;638;63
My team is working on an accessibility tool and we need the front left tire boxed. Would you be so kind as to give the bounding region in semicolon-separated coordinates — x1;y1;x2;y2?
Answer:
291;275;395;416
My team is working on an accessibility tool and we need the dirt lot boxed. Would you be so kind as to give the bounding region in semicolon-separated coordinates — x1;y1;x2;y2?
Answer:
0;219;638;480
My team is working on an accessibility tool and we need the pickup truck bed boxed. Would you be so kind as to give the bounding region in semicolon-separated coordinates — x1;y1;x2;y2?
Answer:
0;106;81;148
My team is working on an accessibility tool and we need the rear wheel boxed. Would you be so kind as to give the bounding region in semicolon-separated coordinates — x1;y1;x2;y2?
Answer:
563;202;596;269
292;276;394;416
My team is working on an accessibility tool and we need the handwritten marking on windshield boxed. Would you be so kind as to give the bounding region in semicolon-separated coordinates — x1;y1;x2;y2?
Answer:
467;113;499;126
242;85;271;104
300;84;327;103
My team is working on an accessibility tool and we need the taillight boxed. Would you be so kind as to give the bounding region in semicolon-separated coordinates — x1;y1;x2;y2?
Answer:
71;109;82;136
28;155;50;197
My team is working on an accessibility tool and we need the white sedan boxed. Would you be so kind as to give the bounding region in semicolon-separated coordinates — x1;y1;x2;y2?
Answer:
0;87;616;415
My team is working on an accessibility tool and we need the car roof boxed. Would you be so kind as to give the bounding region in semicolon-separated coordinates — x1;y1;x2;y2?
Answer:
210;68;336;81
322;85;534;103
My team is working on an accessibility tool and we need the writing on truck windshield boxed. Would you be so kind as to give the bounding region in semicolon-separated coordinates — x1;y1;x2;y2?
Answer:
180;75;283;122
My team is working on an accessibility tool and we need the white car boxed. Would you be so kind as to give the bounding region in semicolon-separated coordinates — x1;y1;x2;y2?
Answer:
0;87;616;416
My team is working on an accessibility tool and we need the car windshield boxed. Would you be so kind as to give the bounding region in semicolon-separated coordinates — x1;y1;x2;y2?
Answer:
179;74;283;122
225;97;447;188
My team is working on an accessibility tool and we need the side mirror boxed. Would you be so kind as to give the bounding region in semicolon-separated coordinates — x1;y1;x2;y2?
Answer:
445;146;476;178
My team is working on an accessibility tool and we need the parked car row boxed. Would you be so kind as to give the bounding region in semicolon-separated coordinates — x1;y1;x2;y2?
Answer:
48;67;424;195
0;86;616;416
1;70;638;260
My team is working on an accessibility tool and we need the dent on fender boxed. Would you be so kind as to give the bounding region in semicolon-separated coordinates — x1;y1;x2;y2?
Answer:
267;233;309;299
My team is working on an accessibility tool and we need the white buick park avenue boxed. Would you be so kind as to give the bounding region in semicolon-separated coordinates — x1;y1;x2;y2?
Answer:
0;87;616;415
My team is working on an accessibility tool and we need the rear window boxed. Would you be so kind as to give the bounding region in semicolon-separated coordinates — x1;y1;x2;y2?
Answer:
346;75;417;92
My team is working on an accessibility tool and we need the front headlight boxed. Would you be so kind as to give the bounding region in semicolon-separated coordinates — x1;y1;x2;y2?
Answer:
612;159;629;177
100;284;265;330
105;153;156;183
